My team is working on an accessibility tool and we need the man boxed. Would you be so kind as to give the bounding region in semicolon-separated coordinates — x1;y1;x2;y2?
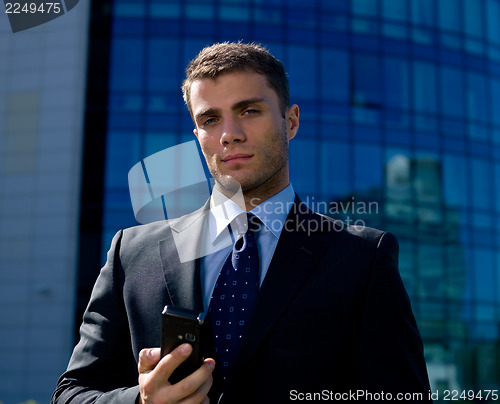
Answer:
52;42;431;403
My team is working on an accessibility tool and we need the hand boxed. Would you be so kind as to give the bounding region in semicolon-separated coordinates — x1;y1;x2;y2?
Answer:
138;344;215;404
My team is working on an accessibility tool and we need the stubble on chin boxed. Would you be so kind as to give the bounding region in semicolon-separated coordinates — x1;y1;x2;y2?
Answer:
214;175;242;194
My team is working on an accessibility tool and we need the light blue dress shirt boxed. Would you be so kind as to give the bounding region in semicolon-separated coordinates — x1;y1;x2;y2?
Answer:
199;184;295;312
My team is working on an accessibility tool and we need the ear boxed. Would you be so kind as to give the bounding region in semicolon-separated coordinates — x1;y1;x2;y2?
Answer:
285;104;299;141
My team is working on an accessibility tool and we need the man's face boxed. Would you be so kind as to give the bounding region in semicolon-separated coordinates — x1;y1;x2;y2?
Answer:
191;70;299;202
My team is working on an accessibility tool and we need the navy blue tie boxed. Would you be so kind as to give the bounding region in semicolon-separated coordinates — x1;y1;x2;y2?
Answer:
208;213;260;383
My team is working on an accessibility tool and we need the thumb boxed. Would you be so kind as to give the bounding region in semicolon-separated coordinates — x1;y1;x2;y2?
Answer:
138;348;161;374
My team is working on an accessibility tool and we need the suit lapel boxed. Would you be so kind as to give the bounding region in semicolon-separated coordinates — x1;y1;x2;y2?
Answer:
158;204;209;313
229;197;333;379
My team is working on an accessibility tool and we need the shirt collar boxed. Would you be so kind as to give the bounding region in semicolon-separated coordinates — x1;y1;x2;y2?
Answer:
208;183;295;243
209;186;246;241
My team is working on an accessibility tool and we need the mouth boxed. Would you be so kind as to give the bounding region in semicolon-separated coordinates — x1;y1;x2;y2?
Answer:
221;153;254;164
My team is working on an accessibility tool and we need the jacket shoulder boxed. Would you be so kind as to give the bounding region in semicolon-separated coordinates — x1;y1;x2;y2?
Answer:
313;211;397;249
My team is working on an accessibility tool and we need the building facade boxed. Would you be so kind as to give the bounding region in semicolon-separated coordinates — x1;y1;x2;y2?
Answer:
0;2;91;403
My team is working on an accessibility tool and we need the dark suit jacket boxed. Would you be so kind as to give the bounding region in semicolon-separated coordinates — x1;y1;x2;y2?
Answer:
52;197;431;403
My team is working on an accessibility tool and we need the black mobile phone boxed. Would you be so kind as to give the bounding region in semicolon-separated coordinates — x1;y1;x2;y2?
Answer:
160;305;205;383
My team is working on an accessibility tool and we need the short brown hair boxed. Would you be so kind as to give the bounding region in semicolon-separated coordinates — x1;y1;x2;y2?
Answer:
182;42;289;117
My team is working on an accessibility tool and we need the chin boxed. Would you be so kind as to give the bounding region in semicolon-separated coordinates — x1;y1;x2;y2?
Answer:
215;175;259;194
214;176;243;193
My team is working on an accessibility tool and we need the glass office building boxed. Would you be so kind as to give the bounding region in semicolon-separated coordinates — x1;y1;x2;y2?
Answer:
79;0;500;394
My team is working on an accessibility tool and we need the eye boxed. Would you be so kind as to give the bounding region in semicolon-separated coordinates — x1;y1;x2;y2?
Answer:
202;117;217;126
243;109;259;116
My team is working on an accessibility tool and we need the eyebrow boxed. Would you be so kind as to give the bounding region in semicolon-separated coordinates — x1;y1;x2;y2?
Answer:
195;97;266;121
233;97;265;111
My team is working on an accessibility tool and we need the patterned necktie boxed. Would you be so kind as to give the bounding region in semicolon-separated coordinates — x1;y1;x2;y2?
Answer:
208;213;260;384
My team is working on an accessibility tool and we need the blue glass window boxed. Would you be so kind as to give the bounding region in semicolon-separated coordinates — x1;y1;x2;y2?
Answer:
109;94;143;112
353;54;382;108
114;1;146;17
320;0;348;11
467;72;488;123
112;18;146;36
438;0;460;32
486;0;500;45
287;8;316;29
149;0;181;18
351;0;379;16
144;133;178;156
440;66;464;117
104;131;141;188
286;0;315;7
254;6;283;25
219;5;250;21
418;244;444;298
412;28;435;46
146;113;178;131
381;0;407;22
386;129;410;146
353;143;382;192
411;0;435;27
320;49;349;102
471;158;492;210
108;113;142;130
443;154;468;208
384;57;409;110
352;18;379;36
186;3;215;20
383;23;408;40
287;46;317;100
463;0;484;39
413;62;437;113
320;140;350;198
497;252;500;305
255;0;283;5
147;95;179;113
491;78;500;127
299;115;318;138
110;39;145;91
473;249;495;303
440;33;461;50
148;39;179;92
468;124;489;141
495;163;500;212
290;139;318;194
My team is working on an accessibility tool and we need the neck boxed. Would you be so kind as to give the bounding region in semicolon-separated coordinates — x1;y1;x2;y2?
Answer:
242;183;289;211
213;170;290;212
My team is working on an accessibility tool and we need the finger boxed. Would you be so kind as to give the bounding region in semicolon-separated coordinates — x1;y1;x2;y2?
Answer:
196;363;215;396
150;343;193;381
169;359;215;402
138;348;161;373
176;375;213;404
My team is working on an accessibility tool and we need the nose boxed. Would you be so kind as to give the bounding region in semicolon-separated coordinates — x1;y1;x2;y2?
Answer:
220;117;246;145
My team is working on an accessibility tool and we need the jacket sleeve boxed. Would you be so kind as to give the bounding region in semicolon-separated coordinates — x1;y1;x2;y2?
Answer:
51;230;140;404
357;232;432;402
